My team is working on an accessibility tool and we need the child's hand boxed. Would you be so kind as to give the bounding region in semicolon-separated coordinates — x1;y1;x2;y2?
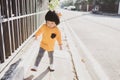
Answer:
33;35;37;40
35;36;38;40
59;45;62;50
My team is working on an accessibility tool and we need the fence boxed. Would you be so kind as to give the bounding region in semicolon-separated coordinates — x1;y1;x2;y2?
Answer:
0;0;48;71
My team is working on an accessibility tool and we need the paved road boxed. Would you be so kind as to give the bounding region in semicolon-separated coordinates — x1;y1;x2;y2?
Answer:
61;9;120;80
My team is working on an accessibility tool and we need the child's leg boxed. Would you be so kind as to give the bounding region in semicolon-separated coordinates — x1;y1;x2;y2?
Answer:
48;51;55;71
48;51;54;65
34;47;45;67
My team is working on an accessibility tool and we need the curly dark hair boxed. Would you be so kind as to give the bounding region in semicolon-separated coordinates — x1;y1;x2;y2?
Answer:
45;10;60;25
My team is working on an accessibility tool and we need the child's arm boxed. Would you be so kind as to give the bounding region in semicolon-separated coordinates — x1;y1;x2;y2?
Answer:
35;25;45;39
56;30;62;50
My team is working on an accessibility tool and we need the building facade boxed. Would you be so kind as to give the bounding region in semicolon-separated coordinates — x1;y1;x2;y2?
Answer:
74;0;120;13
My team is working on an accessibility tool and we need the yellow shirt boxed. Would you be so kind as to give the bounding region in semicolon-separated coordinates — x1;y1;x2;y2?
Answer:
35;24;62;51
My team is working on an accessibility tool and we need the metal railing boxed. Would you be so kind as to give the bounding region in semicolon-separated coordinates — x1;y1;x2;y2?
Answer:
0;0;48;72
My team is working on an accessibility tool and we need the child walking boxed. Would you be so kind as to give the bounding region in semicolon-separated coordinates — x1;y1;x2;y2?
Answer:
31;10;62;72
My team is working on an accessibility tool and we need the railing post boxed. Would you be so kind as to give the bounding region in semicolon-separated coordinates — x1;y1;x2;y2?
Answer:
0;23;6;63
6;0;12;55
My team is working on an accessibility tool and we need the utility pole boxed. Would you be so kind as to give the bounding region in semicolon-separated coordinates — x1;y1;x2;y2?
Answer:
86;0;89;11
118;1;120;14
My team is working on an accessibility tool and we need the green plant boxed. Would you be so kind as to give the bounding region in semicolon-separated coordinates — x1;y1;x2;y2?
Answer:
48;0;59;10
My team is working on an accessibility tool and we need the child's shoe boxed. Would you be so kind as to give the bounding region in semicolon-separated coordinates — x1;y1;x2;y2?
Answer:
31;66;38;71
49;64;55;72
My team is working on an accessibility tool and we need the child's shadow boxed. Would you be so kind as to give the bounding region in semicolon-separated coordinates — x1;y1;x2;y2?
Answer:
34;68;49;80
24;75;34;80
24;68;49;80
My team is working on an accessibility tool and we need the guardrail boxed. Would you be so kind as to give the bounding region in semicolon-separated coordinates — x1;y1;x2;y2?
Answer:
0;0;48;73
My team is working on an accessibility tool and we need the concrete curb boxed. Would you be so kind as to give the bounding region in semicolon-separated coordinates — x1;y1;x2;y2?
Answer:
66;22;110;80
63;22;93;80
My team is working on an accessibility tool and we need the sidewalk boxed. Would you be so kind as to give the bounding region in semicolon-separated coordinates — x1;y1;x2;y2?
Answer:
0;23;92;80
0;23;75;80
23;24;75;80
24;50;74;80
22;21;93;80
0;10;93;80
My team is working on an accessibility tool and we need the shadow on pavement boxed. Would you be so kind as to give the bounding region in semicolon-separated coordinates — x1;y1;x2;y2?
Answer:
34;68;49;80
24;75;34;80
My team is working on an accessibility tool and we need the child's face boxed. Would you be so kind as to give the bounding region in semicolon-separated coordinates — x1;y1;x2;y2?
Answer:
46;21;56;28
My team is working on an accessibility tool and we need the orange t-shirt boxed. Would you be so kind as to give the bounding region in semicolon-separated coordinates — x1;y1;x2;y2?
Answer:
35;24;62;51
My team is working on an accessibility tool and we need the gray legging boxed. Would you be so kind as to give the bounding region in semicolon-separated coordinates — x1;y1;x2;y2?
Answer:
34;47;54;67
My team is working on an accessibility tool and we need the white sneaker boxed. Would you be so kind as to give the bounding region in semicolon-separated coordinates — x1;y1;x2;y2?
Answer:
31;66;38;71
49;64;55;71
